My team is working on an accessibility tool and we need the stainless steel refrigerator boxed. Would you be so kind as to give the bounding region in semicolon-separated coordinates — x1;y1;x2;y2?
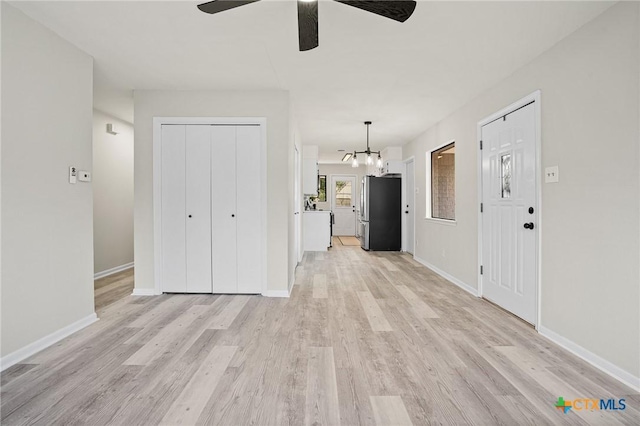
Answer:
359;176;402;251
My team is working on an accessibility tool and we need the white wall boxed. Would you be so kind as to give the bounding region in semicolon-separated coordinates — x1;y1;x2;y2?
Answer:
92;110;134;275
133;90;291;294
403;3;639;380
1;3;95;357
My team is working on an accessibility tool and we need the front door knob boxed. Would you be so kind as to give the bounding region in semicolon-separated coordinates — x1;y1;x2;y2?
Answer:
523;222;534;229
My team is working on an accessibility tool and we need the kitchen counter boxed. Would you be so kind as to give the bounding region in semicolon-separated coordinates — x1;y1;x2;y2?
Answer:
303;211;332;251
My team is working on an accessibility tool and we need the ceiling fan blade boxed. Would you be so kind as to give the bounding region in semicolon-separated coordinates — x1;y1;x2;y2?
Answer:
197;0;261;15
298;0;319;51
334;1;416;23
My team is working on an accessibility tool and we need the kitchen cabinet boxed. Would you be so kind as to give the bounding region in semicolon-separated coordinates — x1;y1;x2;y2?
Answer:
303;157;318;195
303;145;319;196
382;160;404;175
303;211;331;251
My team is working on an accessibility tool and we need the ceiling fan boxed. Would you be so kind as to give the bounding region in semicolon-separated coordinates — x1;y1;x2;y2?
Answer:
197;0;417;51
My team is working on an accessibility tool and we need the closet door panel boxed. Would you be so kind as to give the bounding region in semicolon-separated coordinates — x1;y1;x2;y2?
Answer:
185;125;213;293
211;126;238;293
236;126;262;293
161;125;187;293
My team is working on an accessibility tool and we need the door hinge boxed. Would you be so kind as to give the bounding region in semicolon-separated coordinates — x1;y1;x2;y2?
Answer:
479;140;483;150
480;265;483;275
480;203;483;213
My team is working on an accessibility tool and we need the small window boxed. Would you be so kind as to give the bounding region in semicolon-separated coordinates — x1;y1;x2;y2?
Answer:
317;175;327;202
429;142;455;220
334;180;352;207
500;153;511;199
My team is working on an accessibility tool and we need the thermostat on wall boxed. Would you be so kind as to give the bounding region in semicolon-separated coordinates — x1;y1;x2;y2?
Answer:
78;171;91;182
69;166;77;184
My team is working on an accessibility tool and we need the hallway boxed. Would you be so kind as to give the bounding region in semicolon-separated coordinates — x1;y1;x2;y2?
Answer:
94;268;135;311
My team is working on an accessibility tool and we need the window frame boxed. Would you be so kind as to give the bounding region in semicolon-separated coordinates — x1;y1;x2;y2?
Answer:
426;140;456;223
317;175;327;202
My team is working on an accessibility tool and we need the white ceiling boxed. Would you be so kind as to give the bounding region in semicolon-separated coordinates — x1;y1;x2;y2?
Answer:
11;0;613;162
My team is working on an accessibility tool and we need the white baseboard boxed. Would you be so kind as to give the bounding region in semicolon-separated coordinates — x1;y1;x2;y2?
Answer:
94;262;134;280
413;256;480;297
538;325;640;392
131;288;158;296
411;257;639;393
263;289;291;298
0;313;99;372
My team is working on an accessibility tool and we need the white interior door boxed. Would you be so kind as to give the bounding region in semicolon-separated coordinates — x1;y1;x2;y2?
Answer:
211;126;237;294
235;126;262;293
481;102;538;324
185;125;212;293
161;125;187;292
156;119;266;296
331;175;357;236
405;160;415;254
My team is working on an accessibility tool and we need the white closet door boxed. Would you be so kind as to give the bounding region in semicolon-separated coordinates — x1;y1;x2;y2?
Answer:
236;126;262;293
161;125;187;293
185;125;213;293
211;126;238;293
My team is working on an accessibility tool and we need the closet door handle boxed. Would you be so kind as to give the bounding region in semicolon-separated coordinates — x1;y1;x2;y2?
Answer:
188;215;192;218
231;214;235;218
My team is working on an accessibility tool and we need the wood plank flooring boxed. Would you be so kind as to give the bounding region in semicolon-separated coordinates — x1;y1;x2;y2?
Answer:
2;245;639;425
94;268;135;311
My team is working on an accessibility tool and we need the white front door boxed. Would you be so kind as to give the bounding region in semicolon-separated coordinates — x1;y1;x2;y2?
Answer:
331;175;357;236
405;160;415;254
481;101;538;325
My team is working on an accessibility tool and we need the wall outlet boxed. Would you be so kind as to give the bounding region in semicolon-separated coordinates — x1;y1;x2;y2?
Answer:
78;171;91;182
69;166;77;184
545;166;559;183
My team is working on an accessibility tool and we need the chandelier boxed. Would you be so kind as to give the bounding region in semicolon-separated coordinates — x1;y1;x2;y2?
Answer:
352;121;382;168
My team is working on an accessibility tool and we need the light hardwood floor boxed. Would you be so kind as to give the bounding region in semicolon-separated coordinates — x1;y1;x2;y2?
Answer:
94;268;135;311
2;245;639;425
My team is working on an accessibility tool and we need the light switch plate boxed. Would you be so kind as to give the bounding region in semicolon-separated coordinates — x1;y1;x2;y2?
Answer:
78;171;91;182
545;166;559;183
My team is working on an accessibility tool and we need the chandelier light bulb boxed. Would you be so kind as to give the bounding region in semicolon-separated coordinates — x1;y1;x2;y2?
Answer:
352;153;359;168
376;154;383;168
